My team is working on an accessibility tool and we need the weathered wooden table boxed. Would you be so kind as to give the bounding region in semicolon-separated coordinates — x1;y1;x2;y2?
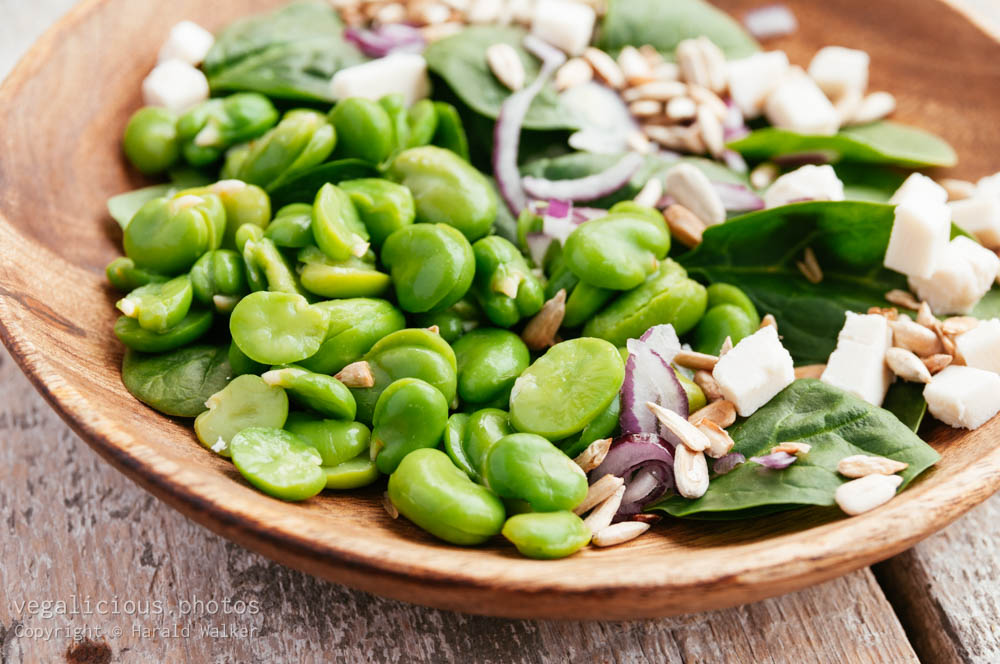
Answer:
2;2;999;661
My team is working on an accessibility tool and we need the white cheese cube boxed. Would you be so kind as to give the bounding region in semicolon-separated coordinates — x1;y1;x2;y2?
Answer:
807;46;870;99
923;365;1000;429
764;68;840;135
330;54;430;106
908;236;1000;315
531;0;596;56
883;196;951;279
727;51;790;119
955;318;1000;375
889;172;948;207
764;164;844;209
950;196;1000;249
977;172;1000;200
142;60;210;112
158;21;215;66
820;313;894;407
712;326;795;417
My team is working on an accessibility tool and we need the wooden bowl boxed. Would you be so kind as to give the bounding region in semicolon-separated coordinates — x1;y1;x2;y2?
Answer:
2;0;1000;620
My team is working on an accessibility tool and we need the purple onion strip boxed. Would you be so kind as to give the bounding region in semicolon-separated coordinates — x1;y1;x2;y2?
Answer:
590;434;675;517
713;453;746;476
521;152;645;203
750;451;797;469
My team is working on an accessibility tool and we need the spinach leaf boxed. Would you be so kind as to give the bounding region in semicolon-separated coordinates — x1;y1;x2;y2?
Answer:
424;26;577;131
122;345;232;418
650;379;940;519
882;382;927;433
203;1;365;103
835;164;908;203
727;122;957;168
520;152;748;208
598;0;758;59
107;185;175;229
268;158;379;208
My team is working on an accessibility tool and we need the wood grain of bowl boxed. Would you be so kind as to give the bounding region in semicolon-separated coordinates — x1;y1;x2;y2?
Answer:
2;0;1000;619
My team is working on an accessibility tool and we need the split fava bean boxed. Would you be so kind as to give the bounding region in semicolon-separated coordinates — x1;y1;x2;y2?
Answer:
265;203;314;248
176;93;279;167
404;99;438;149
557;394;621;458
114;308;213;353
229;291;329;365
284;411;370;467
230;427;325;502
453;328;529;406
502;511;592;559
312;183;370;262
339;179;415;247
194;374;289;456
297;246;391;299
443;412;475;478
224;109;335;191
190;249;247;310
485;433;588;512
462;408;514;483
116;274;193;333
706;282;760;328
322;455;380;490
298;298;406;375
262;365;356;420
124;192;225;275
381;223;475;314
387;448;505;546
371;378;449;474
105;257;167;292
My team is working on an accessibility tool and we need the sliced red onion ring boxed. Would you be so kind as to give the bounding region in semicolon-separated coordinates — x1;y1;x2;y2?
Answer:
743;4;798;40
639;324;681;361
562;82;640;155
589;433;674;517
712;181;764;211
713;452;746;475
722;149;749;173
344;24;425;58
493;37;566;215
620;334;687;444
749;451;797;469
572;206;607;223
773;151;836;167
521;152;645;202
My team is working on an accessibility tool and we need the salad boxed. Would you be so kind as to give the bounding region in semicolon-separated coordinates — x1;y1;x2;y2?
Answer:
105;0;1000;559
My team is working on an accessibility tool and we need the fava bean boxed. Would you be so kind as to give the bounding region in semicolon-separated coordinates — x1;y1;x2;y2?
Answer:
430;101;469;161
228;338;266;376
245;236;306;296
339;179;415;247
114;308;213;353
453;329;529;406
124;192;225;274
676;371;707;412
693;303;755;356
284;411;370;466
502;511;591;559
381;223;475;313
371;377;449;474
443;412;475;478
123;107;179;175
229;291;329;364
563;210;669;291
312;183;370;261
462;408;513;482
298;246;390;299
471;236;544;328
706;283;760;328
404;99;438;149
190;249;248;311
378;93;410;156
387;448;505;545
230;427;325;501
262;365;356;420
298;298;406;375
322;455;380;490
329;97;394;165
116;275;193;333
176;93;279;167
225;109;336;191
265;203;314;248
194;374;289;456
105;257;166;292
485;433;588;512
557;394;620;458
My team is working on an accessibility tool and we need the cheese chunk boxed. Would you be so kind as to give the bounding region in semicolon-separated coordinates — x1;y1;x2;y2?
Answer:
727;51;790;119
330;54;430;106
820;312;893;407
807;46;870;99
889;173;948;207
924;365;1000;429
712;326;795;417
978;172;1000;199
883;194;951;279
142;60;210;112
531;0;596;56
158;21;215;66
765;69;839;135
955;318;1000;375
950;196;1000;249
764;164;844;209
909;236;1000;314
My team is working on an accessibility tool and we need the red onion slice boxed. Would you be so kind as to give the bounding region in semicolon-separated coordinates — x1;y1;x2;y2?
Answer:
713;452;746;475
572;206;607;223
712;181;764;211
743;4;798;40
524;232;553;267
722;149;749;173
619;335;688;445
589;433;674;517
639;324;682;361
749;451;797;469
521;152;645;203
493;37;566;216
344;24;425;58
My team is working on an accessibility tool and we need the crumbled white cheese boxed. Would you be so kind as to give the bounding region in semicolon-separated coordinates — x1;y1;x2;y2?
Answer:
142;59;210;112
883;193;951;279
712;326;795;417
888;172;948;207
158;20;215;66
531;0;596;56
924;365;1000;429
909;236;1000;315
950;196;1000;249
807;46;870;100
727;51;790;119
764;68;840;135
330;53;430;106
955;318;1000;375
764;164;844;209
820;312;893;406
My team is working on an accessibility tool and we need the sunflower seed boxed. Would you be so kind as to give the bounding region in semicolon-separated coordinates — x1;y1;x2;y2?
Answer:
521;288;566;350
797;247;823;284
772;442;811;456
942;316;980;336
467;0;502;23
794;364;826;379
750;162;779;189
885;289;921;310
718;336;734;356
486;42;525;91
692;399;737;428
573;436;613;472
624;80;687;102
629;99;663;118
382;492;399;519
697;104;725;156
916;301;937;329
759;313;778;331
617;45;653;85
663;204;706;248
631;513;663;525
694;419;735;458
592;521;651;547
673;349;719;371
584;47;625;88
665;96;697;120
663;162;726;225
421;21;464;42
850;91;896;125
676;37;727;94
634;177;663;208
886;347;932;383
583;485;625;533
835;473;903;515
890;318;944;356
643;124;706;153
868;306;899;320
922;353;953;374
837;454;909;478
573;474;625;515
555;57;593;91
687;83;729;119
694;369;724;401
647;402;710;452
335;361;375;388
673;444;710;499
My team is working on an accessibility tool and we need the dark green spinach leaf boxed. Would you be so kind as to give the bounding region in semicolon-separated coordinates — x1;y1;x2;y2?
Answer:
727;122;957;168
835;164;909;203
424;26;577;131
204;1;365;103
122;345;232;417
882;382;927;433
650;379;939;519
267;158;379;208
598;0;758;59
